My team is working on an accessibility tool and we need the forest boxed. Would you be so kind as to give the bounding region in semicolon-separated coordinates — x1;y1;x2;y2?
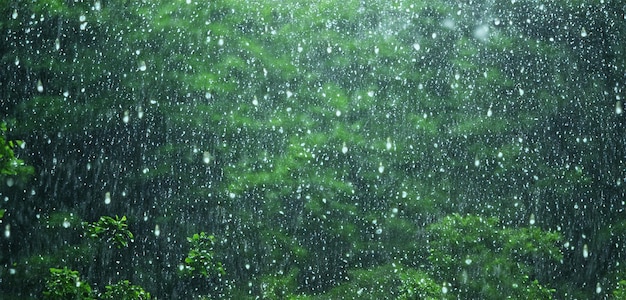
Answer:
1;0;625;299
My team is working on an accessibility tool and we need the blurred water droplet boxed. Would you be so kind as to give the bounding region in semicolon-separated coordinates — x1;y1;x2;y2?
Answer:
529;213;536;225
154;225;160;237
413;43;420;51
341;142;348;154
580;28;588;37
104;192;111;205
583;244;589;258
378;162;385;173
616;101;623;115
36;80;44;93
203;151;212;164
122;110;130;123
386;137;392;151
54;38;60;51
138;60;147;71
94;1;101;11
4;225;10;238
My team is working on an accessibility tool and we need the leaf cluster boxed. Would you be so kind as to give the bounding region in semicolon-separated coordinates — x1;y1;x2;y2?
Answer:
85;215;134;249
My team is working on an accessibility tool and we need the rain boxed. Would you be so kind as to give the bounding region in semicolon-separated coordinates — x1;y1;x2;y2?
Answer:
0;0;625;299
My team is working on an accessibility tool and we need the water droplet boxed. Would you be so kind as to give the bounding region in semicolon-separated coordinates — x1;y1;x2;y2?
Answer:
386;137;392;151
62;218;71;228
487;107;493;117
518;88;524;96
4;225;10;238
9;268;16;275
252;97;259;106
138;60;147;71
203;151;212;164
529;213;535;225
374;46;379;54
154;224;160;237
465;257;472;265
442;285;448;294
616;101;623;115
79;15;86;22
218;38;224;46
335;110;341;117
137;106;144;119
596;282;602;294
122;110;130;123
326;46;332;54
375;228;382;234
341;142;348;154
474;159;480;167
94;1;101;11
12;9;18;19
401;191;408;198
580;27;588;37
54;38;60;51
297;44;303;53
413;43;420;51
378;162;385;173
36;80;44;93
104;192;111;205
367;91;375;97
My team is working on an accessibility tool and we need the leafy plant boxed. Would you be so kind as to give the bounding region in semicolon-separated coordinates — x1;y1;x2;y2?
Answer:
101;280;151;300
182;232;225;278
0;121;32;176
43;267;93;300
85;216;134;249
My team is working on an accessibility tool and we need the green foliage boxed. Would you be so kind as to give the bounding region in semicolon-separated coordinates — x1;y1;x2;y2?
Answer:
398;269;447;300
101;280;151;300
182;232;225;279
43;267;93;300
0;121;33;177
427;214;561;299
85;216;134;249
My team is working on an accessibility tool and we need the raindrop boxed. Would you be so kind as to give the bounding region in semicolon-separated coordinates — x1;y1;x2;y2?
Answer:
596;283;602;294
580;28;588;38
104;192;111;205
6;178;14;187
138;60;147;71
14;57;19;66
63;91;69;98
616;101;623;115
326;46;332;54
386;137;392;151
252;97;259;106
442;285;448;294
122;110;130;123
518;88;524;96
583;244;589;258
465;257;472;265
54;38;60;51
529;213;536;225
94;0;101;11
154;225;160;237
62;219;71;228
297;44;303;53
374;46;379;55
375;228;383;234
487;107;493;117
412;43;420;51
378;162;385;173
36;80;44;93
4;225;10;238
203;151;212;164
9;268;16;275
401;191;408;198
218;38;224;46
341;142;348;154
335;110;341;117
367;91;375;97
137;106;144;119
79;15;86;22
474;159;480;167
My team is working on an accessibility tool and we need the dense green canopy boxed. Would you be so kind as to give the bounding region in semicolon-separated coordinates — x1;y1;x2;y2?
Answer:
1;0;625;299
